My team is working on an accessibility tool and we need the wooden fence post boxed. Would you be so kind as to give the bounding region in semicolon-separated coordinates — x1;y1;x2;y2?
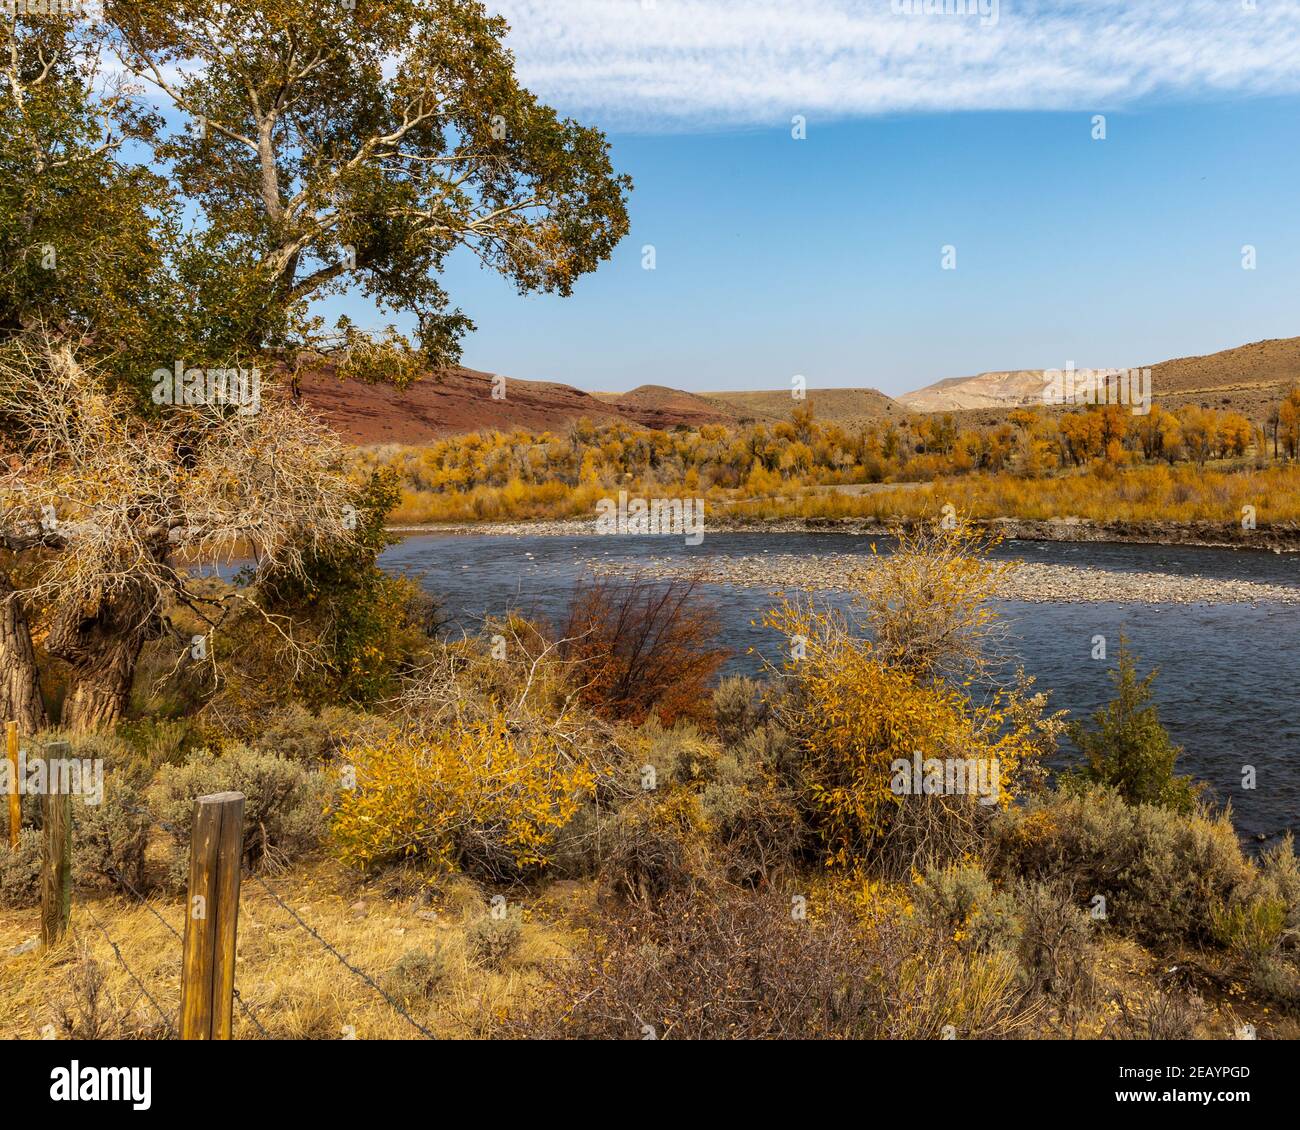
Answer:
39;739;72;950
5;721;18;849
180;792;246;1040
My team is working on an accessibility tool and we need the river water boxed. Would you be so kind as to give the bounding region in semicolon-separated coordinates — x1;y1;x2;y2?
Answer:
380;531;1300;844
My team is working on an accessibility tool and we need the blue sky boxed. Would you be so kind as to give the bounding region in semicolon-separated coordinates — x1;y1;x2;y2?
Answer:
330;2;1300;397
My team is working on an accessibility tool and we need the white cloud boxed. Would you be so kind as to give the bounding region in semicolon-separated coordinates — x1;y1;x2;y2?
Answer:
489;0;1300;129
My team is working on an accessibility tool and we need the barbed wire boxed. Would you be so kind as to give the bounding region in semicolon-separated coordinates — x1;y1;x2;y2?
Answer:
101;859;271;1040
77;898;178;1039
247;872;437;1040
122;799;432;1039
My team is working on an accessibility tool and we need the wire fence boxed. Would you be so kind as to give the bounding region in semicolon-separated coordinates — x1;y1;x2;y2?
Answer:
12;789;434;1040
77;897;178;1039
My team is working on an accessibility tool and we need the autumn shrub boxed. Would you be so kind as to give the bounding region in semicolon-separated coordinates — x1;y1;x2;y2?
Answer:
0;829;42;908
110;718;202;778
545;801;605;879
399;613;590;731
3;733;154;897
913;863;1020;954
987;786;1254;945
598;789;715;907
622;718;721;789
150;745;331;889
854;520;1016;683
51;951;170;1041
467;906;524;971
1110;991;1209;1040
699;724;806;887
763;520;1059;878
865;915;1038;1040
506;888;882;1039
330;718;595;880
1256;836;1300;943
765;599;1048;877
1247;955;1300;1005
508;884;1041;1040
385;946;451;1004
251;704;336;761
712;675;763;746
1012;881;1097;1027
72;776;151;894
250;703;391;763
1210;897;1287;961
558;574;728;726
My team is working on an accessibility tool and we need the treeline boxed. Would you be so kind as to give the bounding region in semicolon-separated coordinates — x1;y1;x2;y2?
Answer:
364;389;1300;524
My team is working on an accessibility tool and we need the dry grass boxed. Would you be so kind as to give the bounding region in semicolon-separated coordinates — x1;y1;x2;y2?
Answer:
0;860;584;1040
3;865;1295;1039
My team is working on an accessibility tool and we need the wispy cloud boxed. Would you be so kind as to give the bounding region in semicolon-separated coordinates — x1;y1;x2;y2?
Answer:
490;0;1300;129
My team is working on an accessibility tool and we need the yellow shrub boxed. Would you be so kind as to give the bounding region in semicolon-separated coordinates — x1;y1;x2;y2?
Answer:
767;604;1037;871
763;521;1057;876
330;718;596;875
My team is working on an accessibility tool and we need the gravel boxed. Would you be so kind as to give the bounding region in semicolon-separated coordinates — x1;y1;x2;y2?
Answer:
586;552;1300;605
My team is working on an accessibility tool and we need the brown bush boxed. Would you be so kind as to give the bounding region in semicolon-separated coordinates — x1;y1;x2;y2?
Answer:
598;791;714;908
505;886;1039;1040
1108;990;1209;1040
0;828;42;909
559;575;728;726
1013;881;1098;1031
506;888;878;1039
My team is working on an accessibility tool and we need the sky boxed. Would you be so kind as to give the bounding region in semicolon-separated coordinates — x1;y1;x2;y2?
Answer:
331;0;1300;397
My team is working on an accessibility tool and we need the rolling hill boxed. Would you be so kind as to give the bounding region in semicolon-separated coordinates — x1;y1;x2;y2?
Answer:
898;337;1300;419
706;387;909;430
298;369;907;445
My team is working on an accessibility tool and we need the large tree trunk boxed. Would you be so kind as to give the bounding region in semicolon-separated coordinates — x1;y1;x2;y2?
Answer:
46;581;158;732
0;570;47;732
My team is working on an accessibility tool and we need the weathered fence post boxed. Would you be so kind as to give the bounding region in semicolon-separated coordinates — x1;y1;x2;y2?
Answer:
5;721;18;849
180;792;246;1040
39;739;72;949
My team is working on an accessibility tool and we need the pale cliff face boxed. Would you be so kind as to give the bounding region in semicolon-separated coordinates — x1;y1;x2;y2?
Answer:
898;370;1050;412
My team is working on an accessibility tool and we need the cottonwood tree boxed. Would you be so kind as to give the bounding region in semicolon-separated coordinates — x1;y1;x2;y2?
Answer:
0;14;171;370
0;2;630;729
105;0;632;382
0;337;357;730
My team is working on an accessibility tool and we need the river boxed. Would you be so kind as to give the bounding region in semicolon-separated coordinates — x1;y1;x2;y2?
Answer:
379;531;1300;844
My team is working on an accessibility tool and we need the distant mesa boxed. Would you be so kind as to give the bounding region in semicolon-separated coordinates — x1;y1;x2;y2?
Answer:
896;336;1300;417
898;370;1049;412
705;387;908;428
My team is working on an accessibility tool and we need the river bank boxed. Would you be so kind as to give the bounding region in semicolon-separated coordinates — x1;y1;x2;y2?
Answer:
388;514;1300;552
586;552;1300;605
